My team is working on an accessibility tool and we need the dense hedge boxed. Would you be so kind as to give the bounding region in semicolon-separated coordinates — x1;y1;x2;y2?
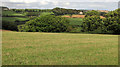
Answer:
81;16;102;32
102;9;120;34
85;10;100;17
2;20;25;31
2;20;27;31
18;15;70;32
52;7;81;15
81;9;120;34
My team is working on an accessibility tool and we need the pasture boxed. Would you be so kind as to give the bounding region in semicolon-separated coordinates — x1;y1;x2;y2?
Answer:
2;11;25;16
2;17;29;22
40;12;54;16
2;31;118;65
68;18;83;26
62;15;85;18
2;11;29;22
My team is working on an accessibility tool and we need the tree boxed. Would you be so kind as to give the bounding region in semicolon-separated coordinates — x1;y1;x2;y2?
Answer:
81;9;120;34
102;9;120;34
18;15;70;32
85;10;100;17
81;10;102;33
100;12;107;17
52;7;80;16
81;16;102;32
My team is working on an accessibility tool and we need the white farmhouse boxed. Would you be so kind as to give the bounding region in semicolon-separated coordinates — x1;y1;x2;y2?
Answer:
79;12;83;15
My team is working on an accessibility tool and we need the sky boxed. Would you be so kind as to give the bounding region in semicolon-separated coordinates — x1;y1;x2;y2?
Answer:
1;0;120;10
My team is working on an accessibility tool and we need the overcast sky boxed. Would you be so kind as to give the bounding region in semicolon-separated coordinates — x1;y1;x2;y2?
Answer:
1;0;120;10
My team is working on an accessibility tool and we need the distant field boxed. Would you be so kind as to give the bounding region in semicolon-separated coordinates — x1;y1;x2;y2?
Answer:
62;15;105;19
2;17;29;22
62;15;85;18
2;11;25;16
40;12;54;16
2;31;118;65
2;11;29;22
68;18;83;26
2;12;54;22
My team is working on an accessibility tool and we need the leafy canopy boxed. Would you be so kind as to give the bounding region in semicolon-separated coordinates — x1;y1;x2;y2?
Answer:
18;15;70;32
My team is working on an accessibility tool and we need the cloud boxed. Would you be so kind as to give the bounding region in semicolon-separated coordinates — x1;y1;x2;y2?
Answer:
9;0;37;3
47;0;119;2
65;2;70;6
52;1;59;5
39;1;49;5
1;1;118;10
1;0;120;2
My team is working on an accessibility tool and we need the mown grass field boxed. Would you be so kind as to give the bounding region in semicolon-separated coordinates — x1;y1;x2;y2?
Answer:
68;18;83;26
2;11;29;22
2;17;29;22
40;12;54;16
2;11;25;16
2;31;118;65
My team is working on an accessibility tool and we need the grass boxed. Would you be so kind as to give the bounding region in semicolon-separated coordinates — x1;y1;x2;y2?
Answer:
2;11;25;16
2;31;118;65
67;18;83;26
2;17;29;22
2;11;29;22
40;12;54;16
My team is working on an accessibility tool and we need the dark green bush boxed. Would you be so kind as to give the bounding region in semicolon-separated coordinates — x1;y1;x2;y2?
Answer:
81;9;120;34
102;9;120;34
18;15;70;32
82;10;102;33
85;10;100;17
81;16;102;32
52;7;80;16
2;21;18;30
2;20;26;31
100;12;107;17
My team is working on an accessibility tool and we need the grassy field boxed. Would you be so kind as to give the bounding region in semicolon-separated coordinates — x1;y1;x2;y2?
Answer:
2;11;25;16
2;17;29;22
2;31;118;65
40;12;54;16
68;18;83;26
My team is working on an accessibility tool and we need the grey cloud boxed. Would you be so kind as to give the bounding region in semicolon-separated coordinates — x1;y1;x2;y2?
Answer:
2;2;118;10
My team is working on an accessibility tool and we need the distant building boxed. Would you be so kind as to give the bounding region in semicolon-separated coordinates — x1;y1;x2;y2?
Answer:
79;12;83;15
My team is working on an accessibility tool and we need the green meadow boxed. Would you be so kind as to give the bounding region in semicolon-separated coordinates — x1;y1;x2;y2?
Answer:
68;18;83;26
2;11;25;16
2;17;29;22
2;31;118;65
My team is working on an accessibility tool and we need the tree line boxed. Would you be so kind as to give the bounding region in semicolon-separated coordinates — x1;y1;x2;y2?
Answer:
12;9;52;13
2;7;119;34
81;9;120;34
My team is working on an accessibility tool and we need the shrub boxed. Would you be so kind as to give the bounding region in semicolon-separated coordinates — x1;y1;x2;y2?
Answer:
102;9;120;34
52;7;80;16
100;12;107;17
81;9;120;34
18;15;70;32
81;16;102;32
85;10;100;17
2;20;26;31
82;10;102;33
2;21;18;31
69;27;83;33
